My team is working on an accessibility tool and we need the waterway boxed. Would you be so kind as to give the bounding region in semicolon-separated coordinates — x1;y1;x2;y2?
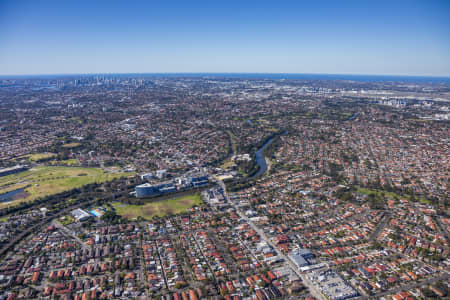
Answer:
0;188;25;203
348;112;358;120
250;131;288;179
250;138;274;179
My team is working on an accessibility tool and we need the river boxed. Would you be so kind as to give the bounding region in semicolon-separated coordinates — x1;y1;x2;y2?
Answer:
249;131;288;179
249;138;274;179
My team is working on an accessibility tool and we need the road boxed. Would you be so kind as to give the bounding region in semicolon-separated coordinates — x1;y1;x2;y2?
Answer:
0;198;99;259
218;179;327;300
372;273;449;298
192;231;218;284
52;220;89;250
368;212;391;241
154;240;169;290
432;215;450;245
138;233;150;298
220;182;449;300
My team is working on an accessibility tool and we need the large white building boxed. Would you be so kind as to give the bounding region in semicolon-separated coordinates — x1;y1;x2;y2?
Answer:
71;208;91;221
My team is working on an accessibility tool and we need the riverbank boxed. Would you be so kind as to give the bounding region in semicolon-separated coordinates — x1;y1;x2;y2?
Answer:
249;137;274;179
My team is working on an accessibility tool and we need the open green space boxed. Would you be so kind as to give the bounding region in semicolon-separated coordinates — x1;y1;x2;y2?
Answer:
221;159;237;170
0;214;10;222
356;187;430;204
27;153;57;161
220;130;238;169
0;166;131;208
112;193;203;220
62;142;81;148
59;215;75;226
47;159;79;166
356;187;398;198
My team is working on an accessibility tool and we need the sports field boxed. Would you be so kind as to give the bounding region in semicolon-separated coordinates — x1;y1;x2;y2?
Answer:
112;193;203;220
0;166;130;208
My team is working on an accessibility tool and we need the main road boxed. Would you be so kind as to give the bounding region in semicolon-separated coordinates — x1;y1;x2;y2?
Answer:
0;198;100;258
217;179;327;300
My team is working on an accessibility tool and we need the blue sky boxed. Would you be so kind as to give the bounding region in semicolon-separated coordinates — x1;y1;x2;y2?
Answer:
0;0;449;76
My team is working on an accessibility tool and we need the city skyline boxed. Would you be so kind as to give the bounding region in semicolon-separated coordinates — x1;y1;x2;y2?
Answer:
1;0;450;76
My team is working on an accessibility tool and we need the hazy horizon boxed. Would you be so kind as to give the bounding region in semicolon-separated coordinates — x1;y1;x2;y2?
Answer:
1;72;450;80
1;71;450;77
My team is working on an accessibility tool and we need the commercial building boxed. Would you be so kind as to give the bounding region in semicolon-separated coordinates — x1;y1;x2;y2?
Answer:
289;248;314;268
189;175;209;188
136;173;209;198
71;208;92;222
140;169;167;181
307;269;359;300
136;183;176;198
